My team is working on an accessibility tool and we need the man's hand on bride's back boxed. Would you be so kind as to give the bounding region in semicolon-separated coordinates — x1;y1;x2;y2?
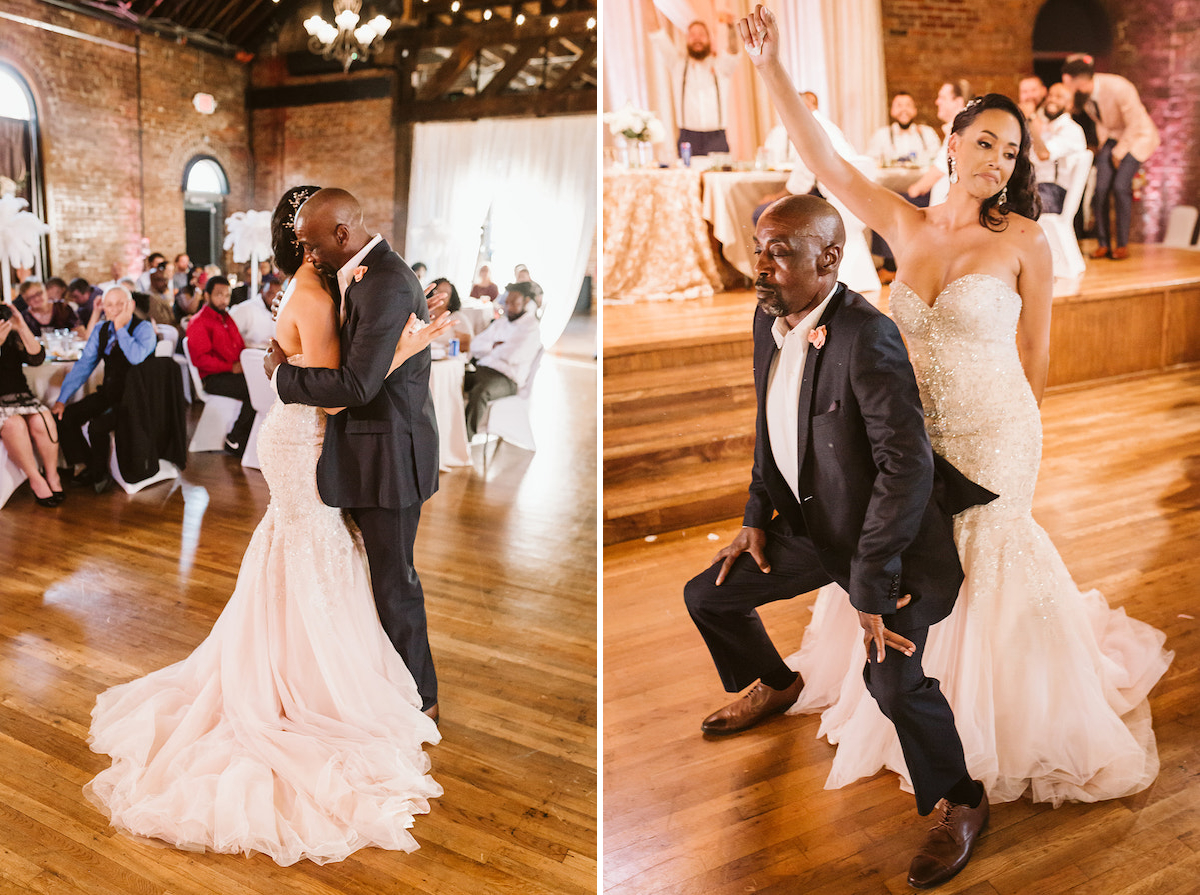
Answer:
737;4;780;66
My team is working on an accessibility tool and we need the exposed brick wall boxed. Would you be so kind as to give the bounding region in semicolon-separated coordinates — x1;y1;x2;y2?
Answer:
880;0;1199;243
0;0;249;283
250;96;397;244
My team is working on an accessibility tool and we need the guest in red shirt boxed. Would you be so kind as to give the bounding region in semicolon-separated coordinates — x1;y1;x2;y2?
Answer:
186;276;254;456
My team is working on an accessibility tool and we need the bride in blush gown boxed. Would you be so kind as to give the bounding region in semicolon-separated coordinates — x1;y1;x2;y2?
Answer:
84;185;452;865
738;7;1173;806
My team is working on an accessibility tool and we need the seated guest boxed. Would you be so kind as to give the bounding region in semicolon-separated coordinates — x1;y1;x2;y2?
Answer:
66;277;102;321
866;92;942;169
905;78;971;203
52;286;156;493
186;275;254;456
45;277;69;306
1018;75;1047;120
18;278;81;337
229;274;280;349
143;269;176;325
0;301;64;506
170;253;192;293
470;264;500;302
135;253;167;294
513;264;544;310
754;91;857;225
174;283;203;327
411;261;428;286
428;278;474;354
1029;83;1087;214
465;282;541;440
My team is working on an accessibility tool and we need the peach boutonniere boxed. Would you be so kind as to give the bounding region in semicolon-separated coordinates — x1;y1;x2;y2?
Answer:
807;325;827;350
352;265;368;283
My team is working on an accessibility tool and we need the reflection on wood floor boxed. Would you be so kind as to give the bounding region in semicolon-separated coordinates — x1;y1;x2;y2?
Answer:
604;367;1200;895
0;328;597;895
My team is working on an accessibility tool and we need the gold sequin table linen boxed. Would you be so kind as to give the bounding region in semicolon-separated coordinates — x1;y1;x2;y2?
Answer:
603;167;723;303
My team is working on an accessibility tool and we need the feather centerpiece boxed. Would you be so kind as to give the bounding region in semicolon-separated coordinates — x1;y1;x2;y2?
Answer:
223;209;273;298
0;195;51;304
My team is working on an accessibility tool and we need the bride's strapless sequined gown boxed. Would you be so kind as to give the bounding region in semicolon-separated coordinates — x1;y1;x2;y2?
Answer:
787;274;1173;806
84;378;442;865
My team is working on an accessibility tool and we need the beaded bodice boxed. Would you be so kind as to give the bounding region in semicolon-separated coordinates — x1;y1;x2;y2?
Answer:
889;274;1042;515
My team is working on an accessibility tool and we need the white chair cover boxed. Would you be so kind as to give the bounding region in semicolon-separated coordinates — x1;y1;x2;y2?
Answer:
239;347;275;470
182;338;243;452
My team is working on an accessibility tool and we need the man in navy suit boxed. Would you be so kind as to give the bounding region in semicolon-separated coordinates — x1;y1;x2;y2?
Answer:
264;188;441;720
684;195;992;889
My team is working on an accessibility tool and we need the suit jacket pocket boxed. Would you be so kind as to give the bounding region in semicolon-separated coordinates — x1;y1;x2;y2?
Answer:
346;419;392;434
811;405;841;429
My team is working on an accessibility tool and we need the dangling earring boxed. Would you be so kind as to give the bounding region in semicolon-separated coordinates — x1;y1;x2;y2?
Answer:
948;157;958;184
998;185;1008;208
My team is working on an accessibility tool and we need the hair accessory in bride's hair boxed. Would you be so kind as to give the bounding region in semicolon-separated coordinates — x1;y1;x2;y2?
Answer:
964;96;982;111
285;187;318;248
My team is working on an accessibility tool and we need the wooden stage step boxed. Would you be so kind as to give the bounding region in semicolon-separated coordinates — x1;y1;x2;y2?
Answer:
602;244;1200;545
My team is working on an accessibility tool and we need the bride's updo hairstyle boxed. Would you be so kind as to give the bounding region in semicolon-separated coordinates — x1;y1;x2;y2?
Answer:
271;185;322;277
951;94;1041;231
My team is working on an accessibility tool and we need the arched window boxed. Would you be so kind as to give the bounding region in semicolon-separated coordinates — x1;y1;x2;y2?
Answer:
1032;0;1113;86
182;156;229;268
0;63;47;275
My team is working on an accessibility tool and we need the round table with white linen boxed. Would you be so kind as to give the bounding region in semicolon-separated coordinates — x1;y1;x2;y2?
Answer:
429;354;471;470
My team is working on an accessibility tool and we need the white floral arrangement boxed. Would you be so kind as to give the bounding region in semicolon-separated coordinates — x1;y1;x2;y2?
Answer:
604;103;667;143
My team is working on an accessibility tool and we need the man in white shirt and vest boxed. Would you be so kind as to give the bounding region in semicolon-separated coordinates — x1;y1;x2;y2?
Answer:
1028;82;1087;215
651;16;740;158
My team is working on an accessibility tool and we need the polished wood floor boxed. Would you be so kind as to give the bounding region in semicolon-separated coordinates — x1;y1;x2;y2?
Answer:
603;367;1200;894
0;326;597;894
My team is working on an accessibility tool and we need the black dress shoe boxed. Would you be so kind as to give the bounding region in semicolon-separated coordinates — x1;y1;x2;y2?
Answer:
71;468;101;487
93;475;113;495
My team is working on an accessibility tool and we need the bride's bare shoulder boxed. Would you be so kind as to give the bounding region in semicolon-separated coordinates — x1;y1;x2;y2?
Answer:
290;263;332;301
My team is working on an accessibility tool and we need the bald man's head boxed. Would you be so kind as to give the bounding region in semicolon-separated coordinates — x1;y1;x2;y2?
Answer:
753;195;844;320
294;187;372;278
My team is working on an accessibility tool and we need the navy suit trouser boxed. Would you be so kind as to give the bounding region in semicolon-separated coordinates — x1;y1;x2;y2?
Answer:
351;502;437;710
1093;139;1141;250
684;518;969;814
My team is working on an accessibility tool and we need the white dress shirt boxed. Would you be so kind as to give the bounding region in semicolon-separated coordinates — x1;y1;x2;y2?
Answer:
866;122;942;168
765;286;837;503
471;311;542;387
1032;113;1087;190
650;31;737;132
229;295;277;349
337;234;383;321
782;112;858;196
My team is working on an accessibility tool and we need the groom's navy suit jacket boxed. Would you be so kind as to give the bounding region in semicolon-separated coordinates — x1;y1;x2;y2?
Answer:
743;283;991;628
276;239;439;510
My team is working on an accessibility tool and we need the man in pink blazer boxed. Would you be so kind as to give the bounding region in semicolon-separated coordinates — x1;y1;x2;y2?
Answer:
1062;59;1160;260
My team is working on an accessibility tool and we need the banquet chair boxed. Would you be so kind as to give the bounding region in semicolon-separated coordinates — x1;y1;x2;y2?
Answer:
239;347;276;471
182;338;243;452
1163;206;1199;249
0;444;29;508
154;323;191;403
477;347;544;472
1038;149;1093;296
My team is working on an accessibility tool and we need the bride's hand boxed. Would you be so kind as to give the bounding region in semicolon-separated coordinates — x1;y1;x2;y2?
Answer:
388;311;454;374
737;4;779;65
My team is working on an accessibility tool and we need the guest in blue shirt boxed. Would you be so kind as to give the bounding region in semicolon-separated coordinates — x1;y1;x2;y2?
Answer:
52;286;156;493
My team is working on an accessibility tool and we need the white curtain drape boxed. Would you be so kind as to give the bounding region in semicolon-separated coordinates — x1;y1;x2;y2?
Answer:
603;0;886;159
407;116;597;348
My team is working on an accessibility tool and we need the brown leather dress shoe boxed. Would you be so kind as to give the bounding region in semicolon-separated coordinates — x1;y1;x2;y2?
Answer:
1110;245;1129;260
1090;245;1110;259
423;704;439;723
908;791;989;889
700;674;803;735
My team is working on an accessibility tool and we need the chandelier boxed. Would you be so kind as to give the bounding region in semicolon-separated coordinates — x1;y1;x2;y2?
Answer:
303;0;391;72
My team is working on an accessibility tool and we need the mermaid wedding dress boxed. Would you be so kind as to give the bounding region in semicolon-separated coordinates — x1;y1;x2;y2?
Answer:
787;274;1173;806
84;360;442;865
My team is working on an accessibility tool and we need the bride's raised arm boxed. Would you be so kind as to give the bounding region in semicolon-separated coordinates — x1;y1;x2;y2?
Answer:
738;5;919;247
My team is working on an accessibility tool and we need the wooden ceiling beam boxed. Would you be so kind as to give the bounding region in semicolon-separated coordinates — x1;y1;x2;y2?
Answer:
478;36;545;97
548;42;593;92
396;86;596;121
417;38;482;101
